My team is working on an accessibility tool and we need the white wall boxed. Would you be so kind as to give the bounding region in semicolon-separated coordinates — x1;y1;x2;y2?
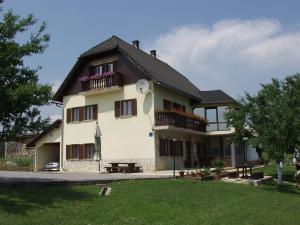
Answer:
62;83;156;171
153;84;193;113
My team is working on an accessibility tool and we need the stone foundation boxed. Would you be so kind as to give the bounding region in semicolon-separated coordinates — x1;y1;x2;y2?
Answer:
63;158;155;172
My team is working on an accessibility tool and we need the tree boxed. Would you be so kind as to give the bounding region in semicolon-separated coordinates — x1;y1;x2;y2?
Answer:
0;8;52;141
226;74;300;184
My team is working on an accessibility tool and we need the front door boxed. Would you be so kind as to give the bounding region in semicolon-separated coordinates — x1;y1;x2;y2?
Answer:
185;141;192;168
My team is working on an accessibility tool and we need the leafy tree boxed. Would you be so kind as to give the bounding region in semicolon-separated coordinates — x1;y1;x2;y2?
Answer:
226;74;300;184
0;8;52;141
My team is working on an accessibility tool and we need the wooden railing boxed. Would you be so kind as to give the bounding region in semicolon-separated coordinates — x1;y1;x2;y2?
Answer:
81;73;123;92
155;111;207;132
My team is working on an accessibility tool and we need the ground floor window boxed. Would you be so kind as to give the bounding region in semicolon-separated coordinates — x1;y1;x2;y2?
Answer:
85;144;95;159
71;145;79;159
159;139;183;157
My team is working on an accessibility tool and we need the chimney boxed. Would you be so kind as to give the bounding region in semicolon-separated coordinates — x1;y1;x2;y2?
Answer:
132;40;139;49
150;50;157;58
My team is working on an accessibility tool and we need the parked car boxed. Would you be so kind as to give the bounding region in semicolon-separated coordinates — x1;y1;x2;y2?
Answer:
44;162;59;171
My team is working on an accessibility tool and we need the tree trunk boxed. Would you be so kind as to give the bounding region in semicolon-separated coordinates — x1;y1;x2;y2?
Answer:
276;161;283;185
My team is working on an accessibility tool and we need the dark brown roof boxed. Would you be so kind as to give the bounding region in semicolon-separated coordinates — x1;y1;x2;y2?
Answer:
27;120;61;147
54;36;202;101
199;90;236;105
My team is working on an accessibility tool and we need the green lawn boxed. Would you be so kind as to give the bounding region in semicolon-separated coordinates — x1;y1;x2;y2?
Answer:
0;180;300;225
254;163;296;183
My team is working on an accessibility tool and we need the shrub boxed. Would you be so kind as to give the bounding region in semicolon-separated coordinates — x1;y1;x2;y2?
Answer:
11;157;33;167
203;167;211;176
211;159;225;175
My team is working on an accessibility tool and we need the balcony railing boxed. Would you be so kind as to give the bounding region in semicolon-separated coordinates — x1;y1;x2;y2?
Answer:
155;110;207;132
80;73;123;92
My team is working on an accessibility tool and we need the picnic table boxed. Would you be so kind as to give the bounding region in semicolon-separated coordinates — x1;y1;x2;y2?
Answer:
105;162;141;173
236;163;253;178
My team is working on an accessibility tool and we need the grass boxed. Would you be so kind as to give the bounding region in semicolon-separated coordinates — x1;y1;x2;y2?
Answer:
254;163;296;183
0;180;300;225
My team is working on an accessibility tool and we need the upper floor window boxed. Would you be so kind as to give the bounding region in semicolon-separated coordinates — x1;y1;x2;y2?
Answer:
163;99;172;110
194;106;229;131
95;65;103;75
107;63;114;73
85;105;94;120
115;99;137;118
122;100;132;116
71;108;80;122
90;61;116;76
163;99;186;112
67;105;97;123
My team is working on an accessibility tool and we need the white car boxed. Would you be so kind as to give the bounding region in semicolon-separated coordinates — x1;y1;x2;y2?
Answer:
44;162;60;171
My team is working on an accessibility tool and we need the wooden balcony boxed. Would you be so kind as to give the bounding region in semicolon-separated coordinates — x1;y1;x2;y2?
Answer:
80;73;123;96
155;110;207;132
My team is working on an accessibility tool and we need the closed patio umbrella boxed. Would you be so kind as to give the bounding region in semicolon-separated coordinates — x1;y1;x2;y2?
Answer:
95;122;101;172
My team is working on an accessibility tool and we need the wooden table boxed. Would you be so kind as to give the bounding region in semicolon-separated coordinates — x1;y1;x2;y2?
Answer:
236;164;253;178
108;162;137;173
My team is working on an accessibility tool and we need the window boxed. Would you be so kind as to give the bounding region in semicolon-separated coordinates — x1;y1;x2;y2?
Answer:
163;99;186;112
95;65;103;75
121;100;132;116
163;99;172;110
107;63;114;73
115;99;137;117
71;145;79;159
85;105;94;120
71;108;80;122
85;144;95;159
159;139;183;157
173;102;182;111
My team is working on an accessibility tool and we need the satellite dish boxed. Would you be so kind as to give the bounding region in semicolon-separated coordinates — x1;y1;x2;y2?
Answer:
136;79;150;94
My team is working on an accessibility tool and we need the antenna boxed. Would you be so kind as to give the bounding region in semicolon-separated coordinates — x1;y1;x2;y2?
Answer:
136;79;150;94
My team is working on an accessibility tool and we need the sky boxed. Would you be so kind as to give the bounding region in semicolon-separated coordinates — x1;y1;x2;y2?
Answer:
2;0;300;120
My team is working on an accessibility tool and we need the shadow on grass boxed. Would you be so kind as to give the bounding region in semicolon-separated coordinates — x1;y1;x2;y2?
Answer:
259;182;300;195
0;185;95;216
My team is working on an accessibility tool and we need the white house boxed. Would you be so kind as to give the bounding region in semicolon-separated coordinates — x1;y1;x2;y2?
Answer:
28;36;258;172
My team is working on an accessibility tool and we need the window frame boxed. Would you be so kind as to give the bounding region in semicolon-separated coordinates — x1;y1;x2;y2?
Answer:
85;105;94;121
85;144;95;159
71;108;80;122
71;145;79;159
121;100;133;116
95;65;103;75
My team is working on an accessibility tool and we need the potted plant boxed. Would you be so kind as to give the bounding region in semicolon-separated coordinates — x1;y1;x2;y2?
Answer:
211;159;225;181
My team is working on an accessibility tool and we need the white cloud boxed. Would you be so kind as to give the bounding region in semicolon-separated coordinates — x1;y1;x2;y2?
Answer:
49;113;62;122
148;19;300;98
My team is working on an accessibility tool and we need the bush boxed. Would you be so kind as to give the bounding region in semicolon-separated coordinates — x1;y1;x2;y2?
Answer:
11;157;33;167
211;159;225;175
